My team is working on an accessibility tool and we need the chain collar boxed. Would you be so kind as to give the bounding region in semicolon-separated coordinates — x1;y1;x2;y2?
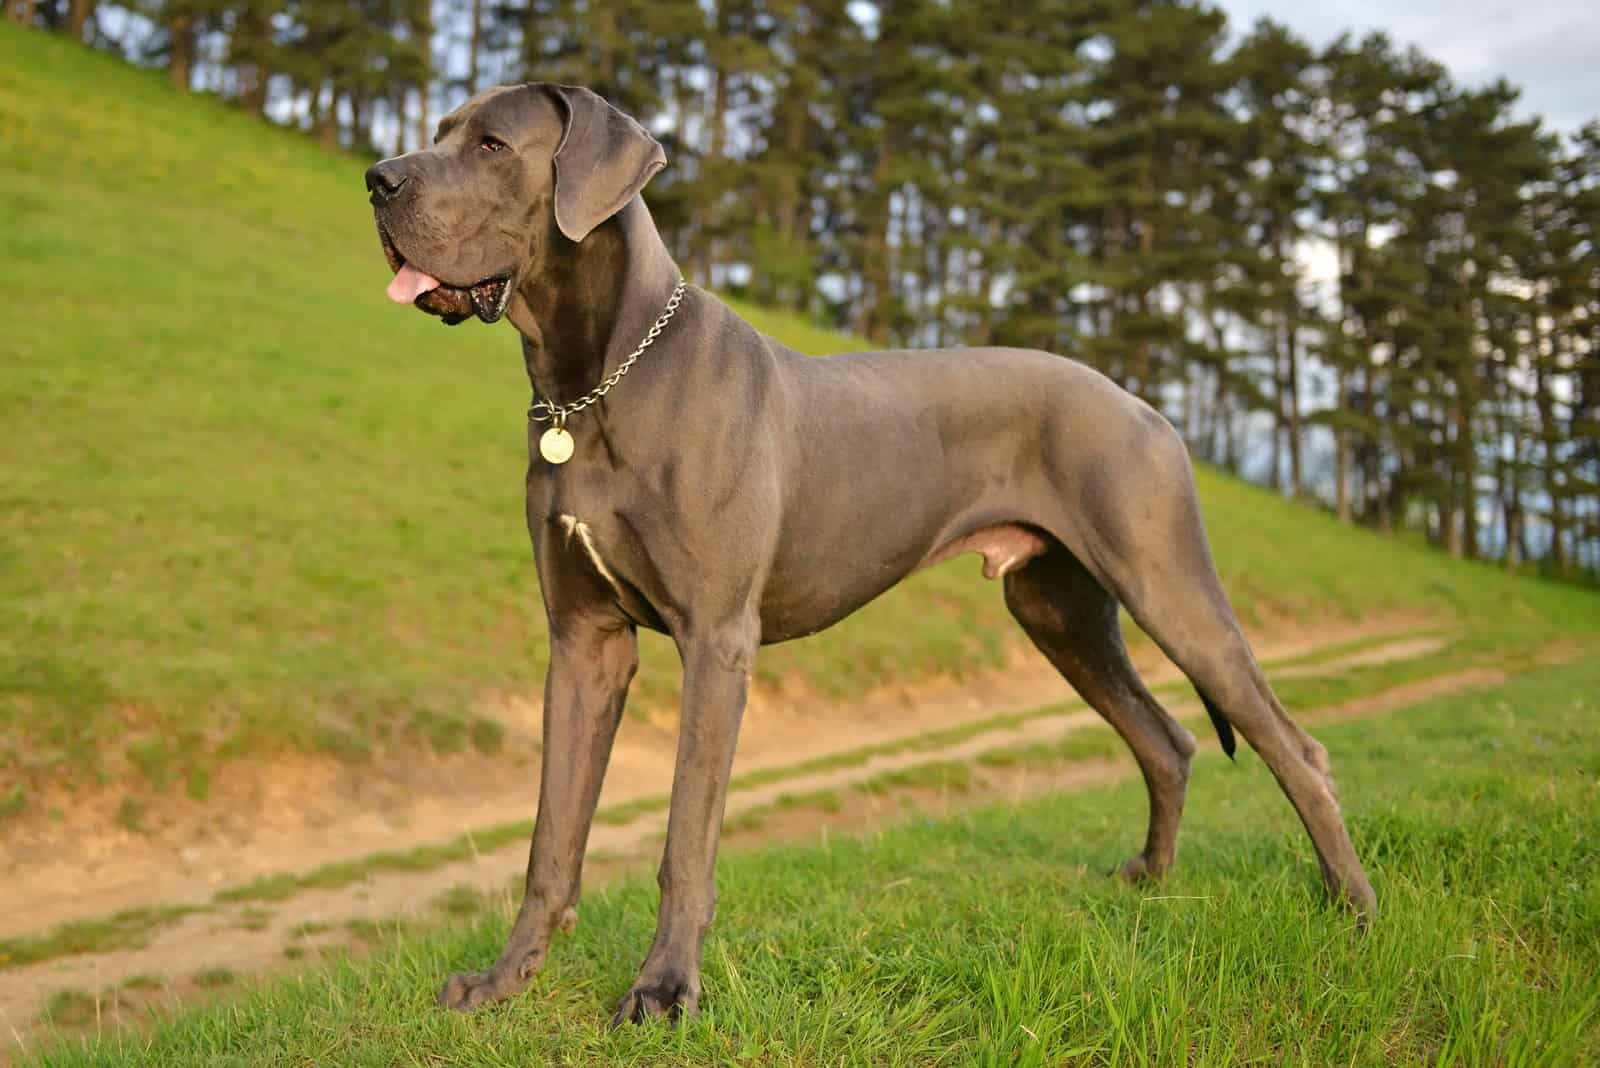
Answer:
527;277;687;430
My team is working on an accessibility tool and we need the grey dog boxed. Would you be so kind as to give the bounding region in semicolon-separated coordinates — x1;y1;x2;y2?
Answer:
364;82;1376;1026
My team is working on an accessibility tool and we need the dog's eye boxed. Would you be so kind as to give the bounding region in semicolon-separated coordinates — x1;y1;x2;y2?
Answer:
478;136;507;153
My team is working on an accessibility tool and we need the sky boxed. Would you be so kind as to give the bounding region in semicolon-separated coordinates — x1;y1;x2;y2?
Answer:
1212;0;1600;132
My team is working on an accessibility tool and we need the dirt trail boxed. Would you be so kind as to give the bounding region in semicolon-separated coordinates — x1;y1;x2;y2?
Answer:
0;621;1456;1046
2;619;1420;939
1272;635;1446;678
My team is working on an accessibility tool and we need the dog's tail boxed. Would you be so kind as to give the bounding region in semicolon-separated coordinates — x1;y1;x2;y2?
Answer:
1197;689;1236;760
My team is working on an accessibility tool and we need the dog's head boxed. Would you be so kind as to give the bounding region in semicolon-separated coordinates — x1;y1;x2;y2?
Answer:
364;84;665;326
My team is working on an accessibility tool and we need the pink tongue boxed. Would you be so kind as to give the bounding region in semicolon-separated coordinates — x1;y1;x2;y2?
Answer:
386;264;441;304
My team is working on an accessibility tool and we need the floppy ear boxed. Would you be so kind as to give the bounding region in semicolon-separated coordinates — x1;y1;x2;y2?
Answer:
541;84;667;243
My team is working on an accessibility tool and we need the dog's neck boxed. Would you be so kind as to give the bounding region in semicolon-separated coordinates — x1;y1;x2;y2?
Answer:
510;198;680;409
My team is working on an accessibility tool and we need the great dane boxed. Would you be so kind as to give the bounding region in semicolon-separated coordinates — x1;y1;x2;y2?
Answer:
364;82;1376;1026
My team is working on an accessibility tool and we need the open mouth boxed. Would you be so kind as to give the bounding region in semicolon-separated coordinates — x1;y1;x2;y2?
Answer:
377;224;513;325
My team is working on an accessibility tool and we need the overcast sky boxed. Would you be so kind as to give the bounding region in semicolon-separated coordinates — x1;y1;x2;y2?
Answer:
1211;0;1600;132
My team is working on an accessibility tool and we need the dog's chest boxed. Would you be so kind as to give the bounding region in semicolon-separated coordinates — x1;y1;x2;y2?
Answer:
553;513;624;600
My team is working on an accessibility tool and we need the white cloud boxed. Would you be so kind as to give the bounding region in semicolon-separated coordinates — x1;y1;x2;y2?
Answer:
1213;0;1600;131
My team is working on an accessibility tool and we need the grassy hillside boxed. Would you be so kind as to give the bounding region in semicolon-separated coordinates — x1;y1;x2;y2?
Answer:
27;661;1600;1065
3;24;1598;802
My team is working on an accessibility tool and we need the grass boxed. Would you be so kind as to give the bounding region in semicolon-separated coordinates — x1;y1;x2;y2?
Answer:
38;990;96;1029
4;24;1600;804
231;908;273;933
23;658;1600;1065
0;26;861;796
0;634;1514;977
0;905;205;971
6;21;1599;1068
1260;627;1446;672
188;968;236;990
977;724;1127;769
211;820;535;904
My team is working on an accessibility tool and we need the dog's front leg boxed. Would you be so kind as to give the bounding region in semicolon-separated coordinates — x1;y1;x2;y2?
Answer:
437;618;638;1011
611;618;758;1026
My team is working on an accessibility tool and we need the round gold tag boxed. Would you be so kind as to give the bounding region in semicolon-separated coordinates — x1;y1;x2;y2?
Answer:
539;426;575;465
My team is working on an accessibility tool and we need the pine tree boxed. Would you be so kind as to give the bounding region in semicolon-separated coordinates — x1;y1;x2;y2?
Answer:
1079;0;1239;412
1231;19;1316;496
29;0;1600;573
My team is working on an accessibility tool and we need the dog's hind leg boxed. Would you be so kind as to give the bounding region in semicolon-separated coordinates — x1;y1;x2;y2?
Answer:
1067;419;1376;917
1004;546;1198;881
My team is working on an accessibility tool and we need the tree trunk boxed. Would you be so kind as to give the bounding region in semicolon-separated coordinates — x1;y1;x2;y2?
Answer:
854;146;894;344
1533;327;1568;575
1335;365;1350;523
1441;479;1461;557
1362;356;1387;531
169;14;195;92
1269;320;1284;494
467;0;482;94
697;58;728;288
1286;327;1303;498
391;89;405;157
1456;297;1480;559
1443;395;1466;558
318;84;340;149
1221;395;1238;475
1505;493;1523;568
593;2;617;97
241;65;270;118
1282;240;1303;498
66;0;93;39
415;0;433;147
347;91;364;152
1460;442;1478;557
235;5;270;119
415;84;430;152
1130;212;1157;403
974;218;999;344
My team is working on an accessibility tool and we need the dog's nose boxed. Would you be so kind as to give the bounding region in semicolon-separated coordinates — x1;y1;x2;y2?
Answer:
365;160;411;204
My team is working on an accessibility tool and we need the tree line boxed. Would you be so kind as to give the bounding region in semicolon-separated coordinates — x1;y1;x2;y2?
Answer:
10;0;1600;575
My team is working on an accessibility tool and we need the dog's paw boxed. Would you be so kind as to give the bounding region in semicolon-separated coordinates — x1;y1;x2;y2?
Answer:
436;965;526;1012
609;971;699;1028
1338;875;1378;930
1113;854;1163;884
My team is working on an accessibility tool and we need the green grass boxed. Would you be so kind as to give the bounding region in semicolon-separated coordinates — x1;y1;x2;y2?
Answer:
1261;627;1446;672
38;989;96;1028
232;908;273;933
26;659;1600;1065
976;724;1126;769
0;636;1519;976
3;23;1599;805
210;820;535;905
0;905;205;971
188;968;237;990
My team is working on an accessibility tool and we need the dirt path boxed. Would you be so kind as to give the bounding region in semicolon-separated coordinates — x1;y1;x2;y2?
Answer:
0;621;1457;1049
1;619;1423;939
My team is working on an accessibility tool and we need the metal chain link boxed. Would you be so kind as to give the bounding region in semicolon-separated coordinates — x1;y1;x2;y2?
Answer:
527;277;687;426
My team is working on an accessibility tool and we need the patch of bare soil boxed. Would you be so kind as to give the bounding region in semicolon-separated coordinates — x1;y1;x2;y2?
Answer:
0;619;1451;1052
